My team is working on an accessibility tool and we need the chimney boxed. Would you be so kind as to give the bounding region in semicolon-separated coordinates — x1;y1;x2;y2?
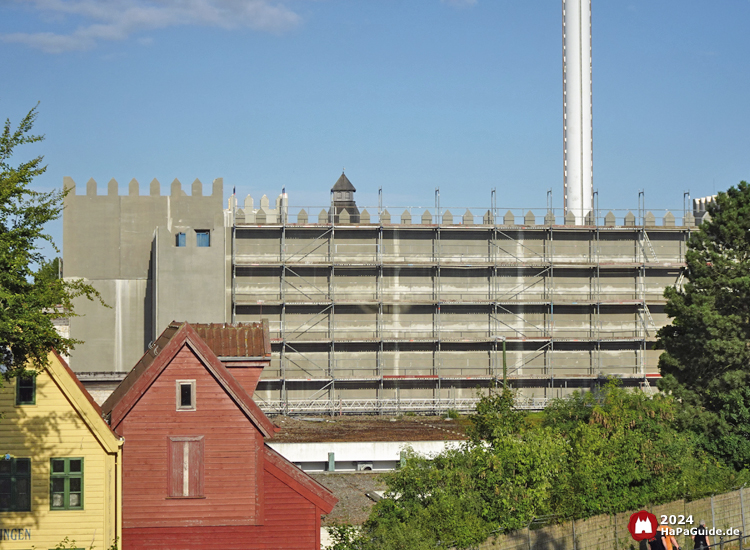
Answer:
563;0;593;225
191;321;272;396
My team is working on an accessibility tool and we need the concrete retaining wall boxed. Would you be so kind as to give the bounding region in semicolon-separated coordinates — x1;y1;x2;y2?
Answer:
480;488;750;550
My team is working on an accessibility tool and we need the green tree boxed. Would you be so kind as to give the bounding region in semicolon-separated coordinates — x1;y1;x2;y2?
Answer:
545;382;743;517
324;523;364;550
354;390;565;549
349;384;747;549
657;182;750;469
0;105;102;378
466;387;525;443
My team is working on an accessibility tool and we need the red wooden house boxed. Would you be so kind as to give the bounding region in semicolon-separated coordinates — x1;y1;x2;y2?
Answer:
101;321;337;550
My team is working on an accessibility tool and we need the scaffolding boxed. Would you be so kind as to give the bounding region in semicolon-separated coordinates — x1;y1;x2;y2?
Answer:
231;204;690;415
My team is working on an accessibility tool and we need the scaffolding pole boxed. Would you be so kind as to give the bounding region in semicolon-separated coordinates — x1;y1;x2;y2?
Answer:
595;224;602;376
377;219;384;413
549;225;555;396
329;220;336;414
281;218;287;412
231;225;236;324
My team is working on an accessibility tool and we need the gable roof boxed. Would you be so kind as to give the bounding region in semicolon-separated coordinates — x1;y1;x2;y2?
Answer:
47;351;122;454
101;322;278;437
263;445;337;514
331;172;356;192
191;320;271;358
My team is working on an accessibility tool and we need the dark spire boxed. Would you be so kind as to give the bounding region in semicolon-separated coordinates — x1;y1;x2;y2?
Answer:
331;172;356;192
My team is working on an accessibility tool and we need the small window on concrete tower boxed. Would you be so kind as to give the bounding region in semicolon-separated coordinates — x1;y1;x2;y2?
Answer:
176;233;186;247
195;230;210;247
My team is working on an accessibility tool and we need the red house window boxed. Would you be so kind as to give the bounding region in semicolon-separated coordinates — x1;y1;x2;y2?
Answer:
176;380;196;411
167;436;204;498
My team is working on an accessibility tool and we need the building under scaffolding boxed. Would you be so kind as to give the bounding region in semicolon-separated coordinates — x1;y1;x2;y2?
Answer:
63;175;701;413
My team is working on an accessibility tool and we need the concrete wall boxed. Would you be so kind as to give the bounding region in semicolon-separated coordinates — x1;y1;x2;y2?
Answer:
480;488;750;550
67;278;150;372
64;184;690;410
153;225;227;334
268;440;463;472
63;177;225;372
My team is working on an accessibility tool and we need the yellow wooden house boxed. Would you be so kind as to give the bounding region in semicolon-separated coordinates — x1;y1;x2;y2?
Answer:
0;351;122;550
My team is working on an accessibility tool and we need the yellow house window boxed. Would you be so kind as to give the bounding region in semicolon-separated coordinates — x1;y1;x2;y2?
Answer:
15;373;35;405
50;458;83;510
0;457;31;511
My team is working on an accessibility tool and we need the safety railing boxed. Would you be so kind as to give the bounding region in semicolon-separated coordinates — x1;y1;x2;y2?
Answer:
257;396;551;416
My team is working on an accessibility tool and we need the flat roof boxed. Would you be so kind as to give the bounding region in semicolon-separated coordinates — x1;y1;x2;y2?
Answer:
271;415;470;443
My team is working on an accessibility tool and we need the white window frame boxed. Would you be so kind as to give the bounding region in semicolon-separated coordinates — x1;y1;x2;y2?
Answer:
176;380;196;411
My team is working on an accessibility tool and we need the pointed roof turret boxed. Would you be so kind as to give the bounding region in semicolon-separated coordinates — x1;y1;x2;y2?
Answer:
331;172;356;192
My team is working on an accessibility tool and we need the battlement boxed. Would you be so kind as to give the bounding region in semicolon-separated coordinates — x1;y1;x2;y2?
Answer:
63;175;226;284
63;177;223;198
232;205;703;228
232;192;288;224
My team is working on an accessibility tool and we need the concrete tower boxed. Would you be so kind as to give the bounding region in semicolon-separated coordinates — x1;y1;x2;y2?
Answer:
563;0;593;224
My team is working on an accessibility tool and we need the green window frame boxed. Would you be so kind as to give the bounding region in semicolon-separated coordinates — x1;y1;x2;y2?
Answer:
50;458;83;510
0;458;31;511
15;373;35;405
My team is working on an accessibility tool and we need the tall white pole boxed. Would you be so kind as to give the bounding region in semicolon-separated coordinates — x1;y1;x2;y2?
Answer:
563;0;593;224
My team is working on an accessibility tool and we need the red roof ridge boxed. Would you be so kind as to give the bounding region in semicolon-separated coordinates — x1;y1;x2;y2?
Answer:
263;445;337;514
103;322;278;437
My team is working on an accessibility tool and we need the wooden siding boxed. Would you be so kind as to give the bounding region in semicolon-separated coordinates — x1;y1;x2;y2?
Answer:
119;345;263;528
109;323;335;550
224;364;264;395
122;466;320;550
105;324;277;438
0;358;119;550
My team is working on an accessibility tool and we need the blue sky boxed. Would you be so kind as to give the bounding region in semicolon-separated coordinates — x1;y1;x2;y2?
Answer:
1;0;750;255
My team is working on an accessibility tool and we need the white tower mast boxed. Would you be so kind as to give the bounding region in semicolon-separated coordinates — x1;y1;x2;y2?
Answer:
563;0;593;224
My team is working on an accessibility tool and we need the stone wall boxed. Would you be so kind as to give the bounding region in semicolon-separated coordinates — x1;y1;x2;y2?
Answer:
480;489;750;550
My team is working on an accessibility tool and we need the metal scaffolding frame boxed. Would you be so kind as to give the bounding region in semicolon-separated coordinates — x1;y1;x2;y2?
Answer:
230;206;691;415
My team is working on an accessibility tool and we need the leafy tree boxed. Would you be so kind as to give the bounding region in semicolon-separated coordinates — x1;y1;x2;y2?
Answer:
324;524;363;550
546;382;744;517
348;384;748;549
0;105;102;378
354;390;564;549
466;387;525;443
657;182;750;469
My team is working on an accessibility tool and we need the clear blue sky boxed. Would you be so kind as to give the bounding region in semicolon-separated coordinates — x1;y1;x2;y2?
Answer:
2;1;749;255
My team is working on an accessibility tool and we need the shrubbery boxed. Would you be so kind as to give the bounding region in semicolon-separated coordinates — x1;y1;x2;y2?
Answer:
330;383;749;550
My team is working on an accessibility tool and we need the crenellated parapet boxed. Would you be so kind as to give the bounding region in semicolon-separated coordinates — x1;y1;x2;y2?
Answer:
233;205;701;228
63;175;230;373
64;177;223;198
63;176;226;283
232;191;288;225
